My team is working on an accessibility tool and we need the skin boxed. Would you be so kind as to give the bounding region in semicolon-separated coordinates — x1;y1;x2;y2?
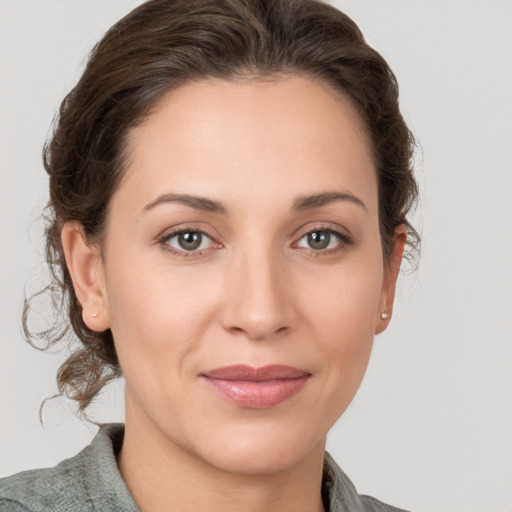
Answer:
62;75;405;512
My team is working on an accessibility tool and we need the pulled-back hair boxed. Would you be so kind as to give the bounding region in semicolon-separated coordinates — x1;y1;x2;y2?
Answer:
25;0;419;414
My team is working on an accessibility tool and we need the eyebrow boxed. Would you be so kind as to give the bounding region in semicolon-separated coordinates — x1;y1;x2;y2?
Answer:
292;191;367;212
142;193;227;215
141;190;366;216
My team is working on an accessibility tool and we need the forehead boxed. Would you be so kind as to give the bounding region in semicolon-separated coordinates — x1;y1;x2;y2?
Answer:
119;75;377;214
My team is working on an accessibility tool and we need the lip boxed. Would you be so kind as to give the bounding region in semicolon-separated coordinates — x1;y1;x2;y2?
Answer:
200;365;311;409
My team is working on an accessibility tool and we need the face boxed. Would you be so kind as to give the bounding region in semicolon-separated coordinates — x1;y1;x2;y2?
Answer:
75;76;403;474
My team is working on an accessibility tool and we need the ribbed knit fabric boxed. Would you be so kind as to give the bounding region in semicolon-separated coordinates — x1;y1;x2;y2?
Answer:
0;424;410;512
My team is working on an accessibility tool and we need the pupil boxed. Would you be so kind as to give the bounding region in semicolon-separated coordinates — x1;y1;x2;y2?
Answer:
179;232;201;250
308;231;330;249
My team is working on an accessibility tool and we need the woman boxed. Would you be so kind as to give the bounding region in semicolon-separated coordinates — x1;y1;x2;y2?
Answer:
0;0;419;510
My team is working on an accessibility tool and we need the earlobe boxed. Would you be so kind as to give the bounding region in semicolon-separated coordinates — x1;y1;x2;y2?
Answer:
61;222;109;332
375;225;407;335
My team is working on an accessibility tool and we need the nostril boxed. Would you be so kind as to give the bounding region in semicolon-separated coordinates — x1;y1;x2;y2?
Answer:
220;262;297;340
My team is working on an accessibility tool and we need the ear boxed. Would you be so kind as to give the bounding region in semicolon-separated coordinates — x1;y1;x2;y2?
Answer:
375;224;407;335
61;222;110;332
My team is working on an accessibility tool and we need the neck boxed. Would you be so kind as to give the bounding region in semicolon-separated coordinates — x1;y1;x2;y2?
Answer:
117;404;327;512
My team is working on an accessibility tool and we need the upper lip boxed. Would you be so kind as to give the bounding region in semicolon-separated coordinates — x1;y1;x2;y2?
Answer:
201;364;310;381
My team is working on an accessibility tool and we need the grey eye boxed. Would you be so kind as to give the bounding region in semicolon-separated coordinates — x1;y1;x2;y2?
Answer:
297;230;341;250
166;231;212;251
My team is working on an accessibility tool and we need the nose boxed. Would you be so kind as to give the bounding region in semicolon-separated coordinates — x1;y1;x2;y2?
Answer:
221;247;297;341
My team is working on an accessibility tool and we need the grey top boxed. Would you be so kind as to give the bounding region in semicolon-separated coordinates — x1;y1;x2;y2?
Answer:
0;424;410;512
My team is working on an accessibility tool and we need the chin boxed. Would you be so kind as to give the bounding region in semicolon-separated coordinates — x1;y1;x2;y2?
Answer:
204;446;308;476
189;420;326;476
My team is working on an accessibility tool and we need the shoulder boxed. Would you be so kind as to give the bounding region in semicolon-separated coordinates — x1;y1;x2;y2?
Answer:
360;495;412;512
0;424;137;512
0;456;91;512
323;451;413;512
0;499;32;512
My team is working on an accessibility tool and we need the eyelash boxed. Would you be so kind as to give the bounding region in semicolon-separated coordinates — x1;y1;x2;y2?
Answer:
158;227;217;258
292;225;353;257
158;224;353;258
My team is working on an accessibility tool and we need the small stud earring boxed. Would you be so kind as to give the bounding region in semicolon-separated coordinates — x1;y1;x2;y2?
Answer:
380;312;388;320
91;312;98;318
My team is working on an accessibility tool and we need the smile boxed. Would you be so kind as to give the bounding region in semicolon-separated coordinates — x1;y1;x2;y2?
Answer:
200;365;311;409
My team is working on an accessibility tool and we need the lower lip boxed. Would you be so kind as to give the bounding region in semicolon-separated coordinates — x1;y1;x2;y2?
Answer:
202;376;310;409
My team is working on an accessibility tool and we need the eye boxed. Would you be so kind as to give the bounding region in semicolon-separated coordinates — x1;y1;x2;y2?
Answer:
296;229;344;251
162;230;213;252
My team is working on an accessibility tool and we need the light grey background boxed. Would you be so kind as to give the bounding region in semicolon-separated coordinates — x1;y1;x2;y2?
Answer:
1;1;511;511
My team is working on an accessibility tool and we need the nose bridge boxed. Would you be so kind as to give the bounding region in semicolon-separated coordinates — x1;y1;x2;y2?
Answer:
222;235;294;340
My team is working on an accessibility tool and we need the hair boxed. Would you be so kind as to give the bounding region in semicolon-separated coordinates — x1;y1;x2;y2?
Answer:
24;0;419;415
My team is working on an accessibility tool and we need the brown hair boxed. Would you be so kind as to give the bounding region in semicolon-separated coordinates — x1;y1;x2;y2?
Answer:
25;0;419;414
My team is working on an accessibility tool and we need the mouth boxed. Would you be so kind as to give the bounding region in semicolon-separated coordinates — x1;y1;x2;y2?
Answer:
200;365;311;409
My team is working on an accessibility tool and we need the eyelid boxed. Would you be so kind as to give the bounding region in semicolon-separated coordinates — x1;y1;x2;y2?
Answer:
292;221;352;241
156;221;354;258
291;223;354;254
157;225;222;257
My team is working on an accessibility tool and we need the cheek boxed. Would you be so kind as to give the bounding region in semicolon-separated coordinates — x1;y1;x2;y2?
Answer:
104;253;221;386
302;257;383;343
312;283;377;375
299;258;383;403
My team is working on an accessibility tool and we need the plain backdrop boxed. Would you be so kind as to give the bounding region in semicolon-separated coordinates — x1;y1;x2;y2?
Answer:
1;1;511;511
